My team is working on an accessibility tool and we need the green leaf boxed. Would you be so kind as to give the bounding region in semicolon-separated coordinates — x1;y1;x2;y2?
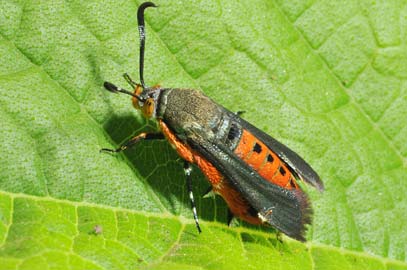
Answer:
0;0;406;269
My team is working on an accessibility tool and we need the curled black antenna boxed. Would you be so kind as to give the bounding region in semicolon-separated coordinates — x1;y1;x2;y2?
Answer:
137;2;157;89
104;82;145;102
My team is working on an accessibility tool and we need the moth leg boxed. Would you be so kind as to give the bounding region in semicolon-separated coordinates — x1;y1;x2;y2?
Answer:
235;110;245;116
100;132;164;153
227;209;235;226
123;73;138;89
124;73;161;90
184;161;202;233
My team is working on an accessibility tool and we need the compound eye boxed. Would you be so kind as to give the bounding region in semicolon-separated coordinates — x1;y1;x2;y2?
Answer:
142;98;155;118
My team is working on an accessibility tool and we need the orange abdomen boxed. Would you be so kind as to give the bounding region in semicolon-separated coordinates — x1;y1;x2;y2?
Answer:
234;129;299;190
159;120;299;225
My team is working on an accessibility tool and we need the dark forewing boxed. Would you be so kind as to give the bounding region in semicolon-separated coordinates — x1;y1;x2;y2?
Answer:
188;135;312;241
236;117;324;191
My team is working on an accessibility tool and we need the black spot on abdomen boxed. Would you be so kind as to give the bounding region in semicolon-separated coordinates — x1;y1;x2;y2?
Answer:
253;143;262;153
279;166;286;176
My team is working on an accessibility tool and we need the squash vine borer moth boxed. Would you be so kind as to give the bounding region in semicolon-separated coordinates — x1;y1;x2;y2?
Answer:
101;1;324;241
